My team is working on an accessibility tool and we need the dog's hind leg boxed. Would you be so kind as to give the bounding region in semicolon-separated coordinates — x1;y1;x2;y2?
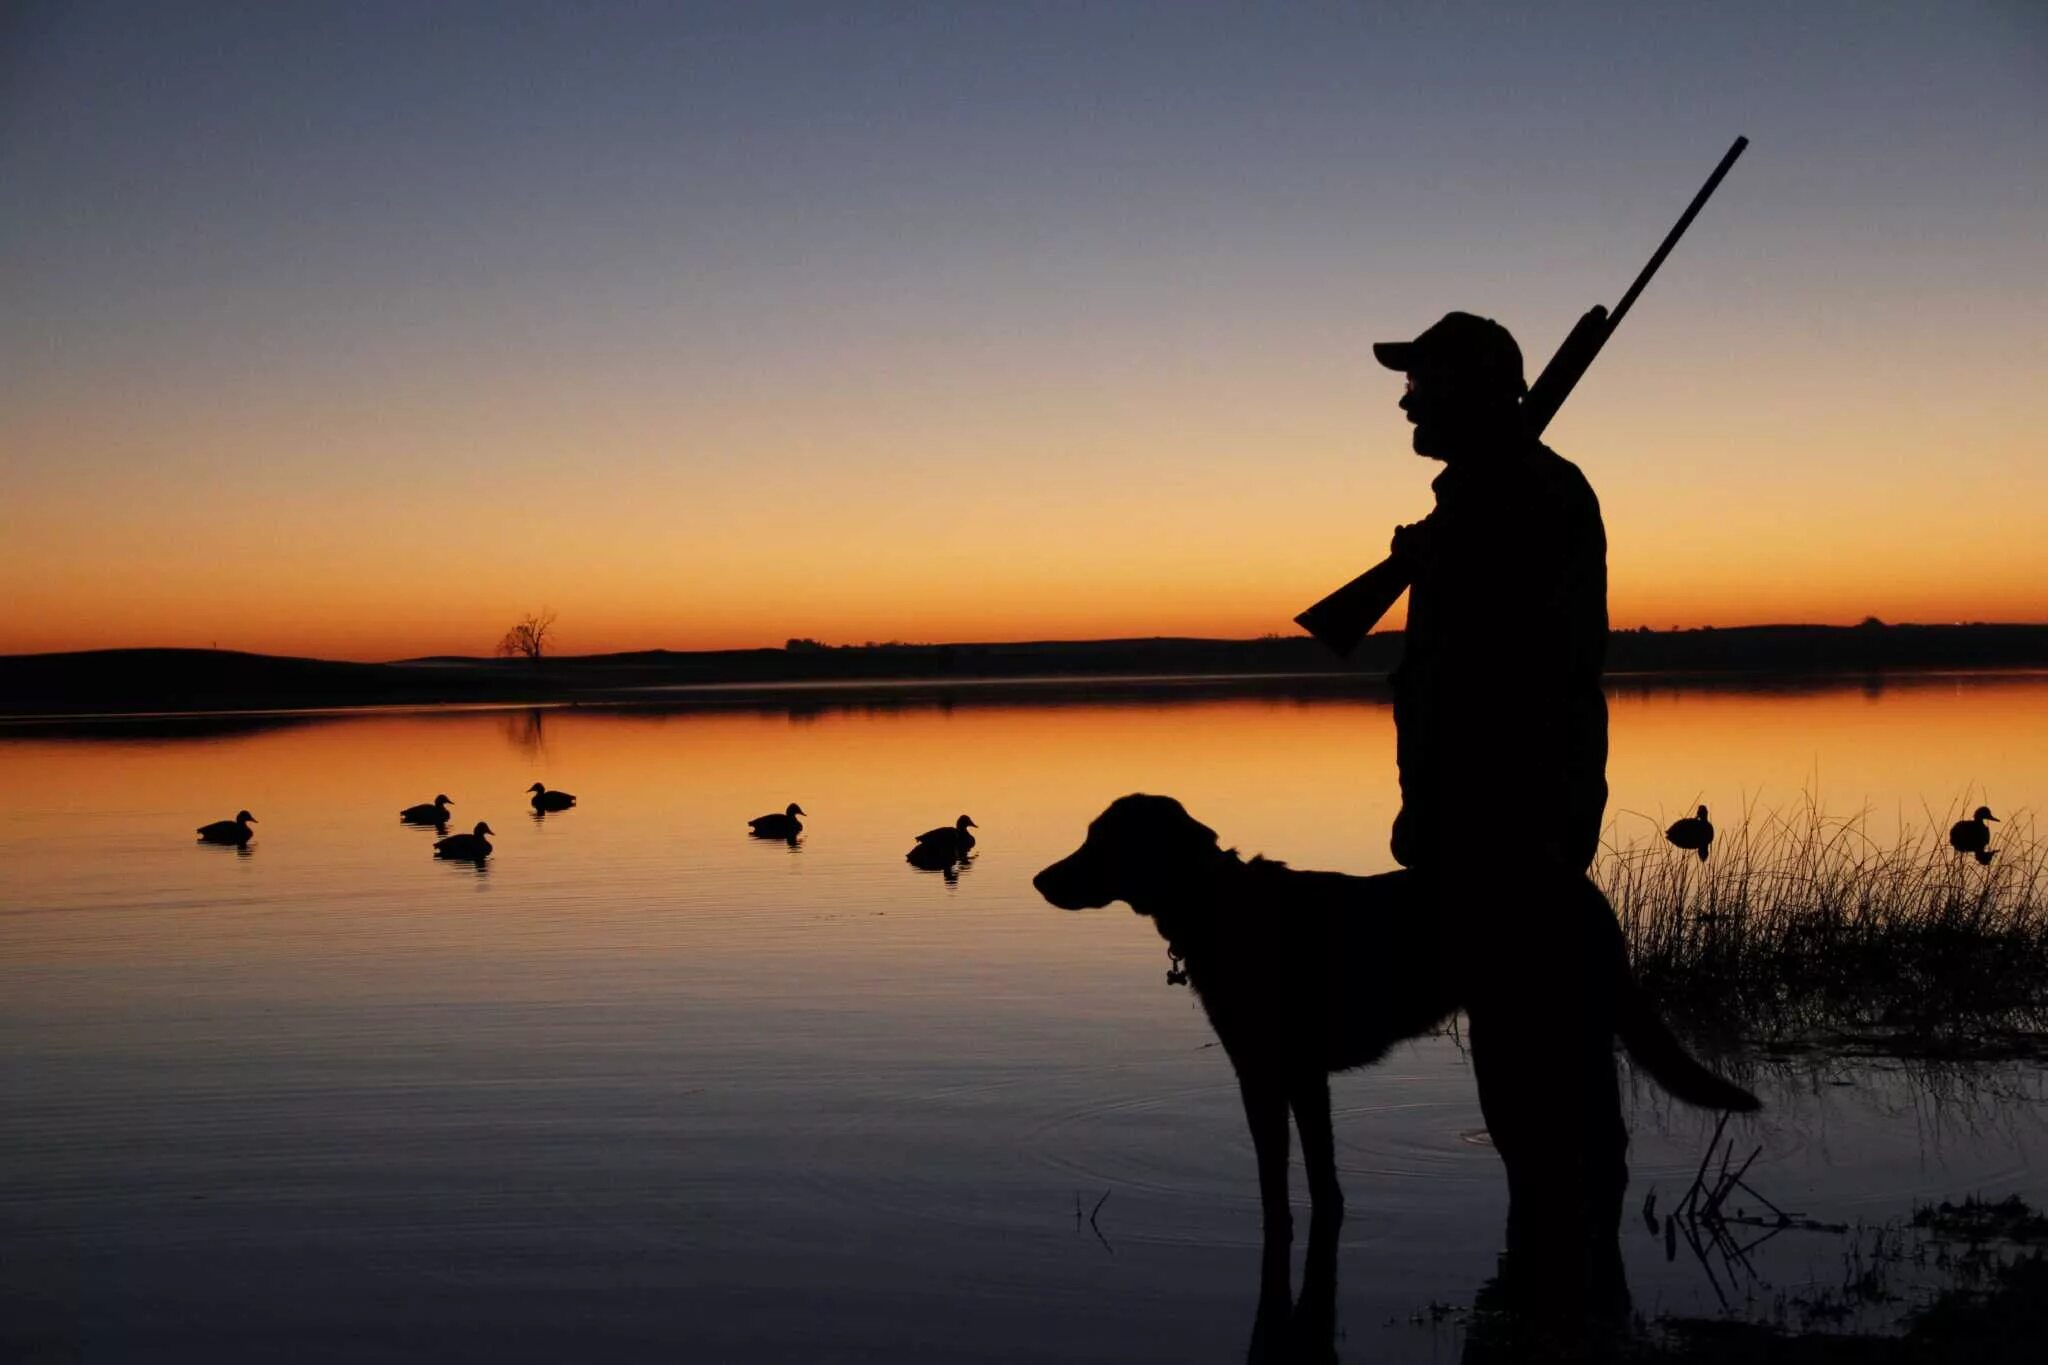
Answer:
1289;1071;1344;1217
1236;1071;1294;1234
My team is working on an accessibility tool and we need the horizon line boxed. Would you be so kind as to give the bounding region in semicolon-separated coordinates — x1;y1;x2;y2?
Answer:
8;619;2048;668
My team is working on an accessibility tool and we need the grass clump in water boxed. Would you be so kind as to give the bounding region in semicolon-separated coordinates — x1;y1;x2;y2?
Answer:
1596;800;2048;1059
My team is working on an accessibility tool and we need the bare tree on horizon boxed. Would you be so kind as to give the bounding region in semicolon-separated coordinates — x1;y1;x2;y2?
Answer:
496;609;557;662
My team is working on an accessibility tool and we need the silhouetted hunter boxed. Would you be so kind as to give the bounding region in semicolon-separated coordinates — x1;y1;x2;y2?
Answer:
1374;318;1640;1284
1287;142;1756;1284
1375;312;1610;873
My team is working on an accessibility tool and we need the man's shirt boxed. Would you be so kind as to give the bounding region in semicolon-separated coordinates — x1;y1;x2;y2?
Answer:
1390;441;1609;870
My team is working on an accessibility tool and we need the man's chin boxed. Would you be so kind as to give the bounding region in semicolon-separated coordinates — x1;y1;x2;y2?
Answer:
1410;427;1445;460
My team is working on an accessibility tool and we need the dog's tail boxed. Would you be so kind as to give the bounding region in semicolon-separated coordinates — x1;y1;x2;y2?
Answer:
1614;980;1760;1113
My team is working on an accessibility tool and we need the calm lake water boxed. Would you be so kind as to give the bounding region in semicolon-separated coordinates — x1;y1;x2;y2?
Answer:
3;675;2044;1361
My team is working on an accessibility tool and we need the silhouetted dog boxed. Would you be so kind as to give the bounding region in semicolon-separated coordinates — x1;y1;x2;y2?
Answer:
1034;795;1757;1251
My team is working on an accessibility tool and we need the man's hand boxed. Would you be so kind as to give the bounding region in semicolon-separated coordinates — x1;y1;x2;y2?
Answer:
1389;519;1436;564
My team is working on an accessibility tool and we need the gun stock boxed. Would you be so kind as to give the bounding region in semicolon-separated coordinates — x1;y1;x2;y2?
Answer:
1292;556;1411;659
1295;136;1746;657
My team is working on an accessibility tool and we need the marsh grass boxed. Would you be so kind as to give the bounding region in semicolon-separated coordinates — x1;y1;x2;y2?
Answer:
1627;1195;2048;1362
1597;800;2048;1059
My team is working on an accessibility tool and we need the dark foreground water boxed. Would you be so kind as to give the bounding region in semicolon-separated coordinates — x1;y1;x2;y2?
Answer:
2;675;2044;1361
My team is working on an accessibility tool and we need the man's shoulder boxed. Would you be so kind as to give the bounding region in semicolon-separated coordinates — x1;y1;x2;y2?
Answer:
1532;441;1593;484
1531;443;1602;514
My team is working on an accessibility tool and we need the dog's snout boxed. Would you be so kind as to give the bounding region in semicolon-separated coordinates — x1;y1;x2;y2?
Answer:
1034;850;1106;911
1032;859;1076;907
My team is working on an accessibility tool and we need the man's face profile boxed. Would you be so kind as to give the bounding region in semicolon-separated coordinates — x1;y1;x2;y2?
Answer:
1398;367;1456;460
1397;365;1514;463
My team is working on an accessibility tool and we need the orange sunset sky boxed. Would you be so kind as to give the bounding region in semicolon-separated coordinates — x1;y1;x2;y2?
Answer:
3;3;2044;661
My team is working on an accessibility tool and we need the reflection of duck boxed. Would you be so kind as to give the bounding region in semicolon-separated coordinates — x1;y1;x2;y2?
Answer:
434;821;494;859
1950;806;1998;865
196;810;256;845
905;841;971;879
527;782;576;812
911;814;977;860
748;803;805;839
1665;805;1713;862
400;794;454;825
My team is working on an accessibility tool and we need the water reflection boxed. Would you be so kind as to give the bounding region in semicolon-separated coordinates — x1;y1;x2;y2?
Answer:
0;681;2042;1360
436;853;492;881
906;843;974;883
1248;1213;1342;1363
501;707;547;757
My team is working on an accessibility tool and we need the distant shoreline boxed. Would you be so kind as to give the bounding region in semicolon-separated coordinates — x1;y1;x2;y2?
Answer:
4;624;2047;720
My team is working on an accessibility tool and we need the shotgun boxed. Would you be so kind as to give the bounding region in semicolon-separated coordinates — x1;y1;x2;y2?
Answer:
1294;136;1749;657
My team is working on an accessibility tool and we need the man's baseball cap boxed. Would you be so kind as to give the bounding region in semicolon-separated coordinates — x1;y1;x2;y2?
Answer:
1373;312;1527;396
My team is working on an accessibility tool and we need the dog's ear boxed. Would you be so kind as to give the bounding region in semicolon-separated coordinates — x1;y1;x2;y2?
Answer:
1100;794;1225;867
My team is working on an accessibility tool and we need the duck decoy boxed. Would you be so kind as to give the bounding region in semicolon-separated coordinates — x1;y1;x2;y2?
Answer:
528;782;576;812
748;802;805;839
910;814;977;861
434;821;495;860
196;810;257;845
1665;805;1713;862
1950;806;1998;861
400;794;454;825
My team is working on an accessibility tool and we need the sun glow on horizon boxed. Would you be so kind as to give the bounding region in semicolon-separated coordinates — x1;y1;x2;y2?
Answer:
3;3;2042;660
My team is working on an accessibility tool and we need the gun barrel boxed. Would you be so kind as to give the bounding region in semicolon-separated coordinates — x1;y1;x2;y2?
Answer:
1608;136;1748;333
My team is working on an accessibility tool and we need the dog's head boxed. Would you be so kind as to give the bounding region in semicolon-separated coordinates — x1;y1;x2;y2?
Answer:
1033;794;1228;912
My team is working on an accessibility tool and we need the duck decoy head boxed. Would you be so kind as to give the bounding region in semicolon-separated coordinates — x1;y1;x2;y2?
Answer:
787;803;806;817
474;822;494;836
1975;806;1999;822
528;783;547;795
237;810;257;823
1696;805;1709;820
436;794;453;807
958;815;977;829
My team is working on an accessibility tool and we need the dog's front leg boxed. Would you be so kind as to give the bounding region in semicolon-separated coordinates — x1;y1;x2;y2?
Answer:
1236;1072;1294;1235
1289;1072;1343;1217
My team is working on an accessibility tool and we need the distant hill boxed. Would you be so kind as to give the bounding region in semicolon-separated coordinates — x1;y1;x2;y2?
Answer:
3;624;2045;717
